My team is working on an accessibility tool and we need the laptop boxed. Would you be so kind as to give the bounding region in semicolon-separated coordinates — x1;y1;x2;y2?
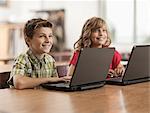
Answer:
41;48;115;91
106;45;150;85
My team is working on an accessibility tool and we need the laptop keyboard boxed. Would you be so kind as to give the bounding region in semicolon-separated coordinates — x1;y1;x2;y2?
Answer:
54;82;70;87
44;81;70;87
106;76;123;82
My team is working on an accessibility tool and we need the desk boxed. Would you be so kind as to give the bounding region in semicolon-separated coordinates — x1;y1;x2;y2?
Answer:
50;51;72;62
0;64;12;73
0;82;149;113
0;57;14;64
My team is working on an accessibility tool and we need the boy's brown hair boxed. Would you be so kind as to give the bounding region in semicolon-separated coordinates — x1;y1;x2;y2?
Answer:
24;18;53;46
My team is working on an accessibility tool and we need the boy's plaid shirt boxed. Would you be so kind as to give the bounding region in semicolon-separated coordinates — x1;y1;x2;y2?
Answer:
8;49;58;83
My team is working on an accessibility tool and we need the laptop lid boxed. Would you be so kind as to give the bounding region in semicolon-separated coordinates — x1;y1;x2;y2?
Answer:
122;45;150;82
41;48;115;91
70;48;115;87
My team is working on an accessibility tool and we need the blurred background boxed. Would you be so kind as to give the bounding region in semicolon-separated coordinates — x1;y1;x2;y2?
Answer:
0;0;150;64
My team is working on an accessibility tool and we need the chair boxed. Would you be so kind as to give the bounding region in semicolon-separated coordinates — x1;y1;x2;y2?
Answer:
57;65;69;77
0;72;10;89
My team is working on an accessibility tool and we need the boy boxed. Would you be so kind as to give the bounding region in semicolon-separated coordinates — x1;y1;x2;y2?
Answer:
7;18;70;89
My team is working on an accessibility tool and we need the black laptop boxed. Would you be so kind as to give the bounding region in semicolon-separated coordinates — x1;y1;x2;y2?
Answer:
41;48;115;91
106;45;150;85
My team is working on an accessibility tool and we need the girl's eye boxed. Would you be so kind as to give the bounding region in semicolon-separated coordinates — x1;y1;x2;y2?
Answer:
49;35;53;37
93;29;100;32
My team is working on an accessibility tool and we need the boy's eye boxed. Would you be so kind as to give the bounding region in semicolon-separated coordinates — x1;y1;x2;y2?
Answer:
39;35;47;38
39;35;44;37
95;29;100;32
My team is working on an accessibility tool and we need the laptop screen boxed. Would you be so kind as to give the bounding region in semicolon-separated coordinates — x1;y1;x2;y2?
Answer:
70;48;115;86
123;45;150;81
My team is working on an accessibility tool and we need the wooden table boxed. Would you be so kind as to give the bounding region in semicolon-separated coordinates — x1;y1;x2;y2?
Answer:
0;82;149;113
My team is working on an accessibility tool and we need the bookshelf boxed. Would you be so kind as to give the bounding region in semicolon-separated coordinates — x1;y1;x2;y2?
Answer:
0;21;70;64
0;23;26;64
34;9;66;52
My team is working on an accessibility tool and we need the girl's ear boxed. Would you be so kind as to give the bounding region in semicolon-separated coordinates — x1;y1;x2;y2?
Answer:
84;39;91;48
104;38;111;47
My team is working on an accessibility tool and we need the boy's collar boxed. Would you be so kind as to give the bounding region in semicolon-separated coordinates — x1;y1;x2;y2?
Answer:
27;49;47;64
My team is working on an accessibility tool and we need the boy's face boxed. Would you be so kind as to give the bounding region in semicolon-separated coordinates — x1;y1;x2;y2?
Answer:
27;27;53;55
90;26;108;48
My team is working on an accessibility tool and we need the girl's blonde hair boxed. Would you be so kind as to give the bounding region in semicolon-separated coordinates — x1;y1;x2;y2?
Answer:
74;17;111;50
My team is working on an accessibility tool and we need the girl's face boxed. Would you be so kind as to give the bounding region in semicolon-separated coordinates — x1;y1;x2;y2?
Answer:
90;26;108;48
26;27;53;56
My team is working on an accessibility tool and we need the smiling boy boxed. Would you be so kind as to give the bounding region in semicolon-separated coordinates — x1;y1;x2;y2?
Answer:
7;18;69;89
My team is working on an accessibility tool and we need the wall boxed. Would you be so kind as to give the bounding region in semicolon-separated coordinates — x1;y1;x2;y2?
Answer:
0;0;100;53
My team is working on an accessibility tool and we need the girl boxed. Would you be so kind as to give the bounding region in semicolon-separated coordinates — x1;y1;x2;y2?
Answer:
7;18;70;89
67;17;124;77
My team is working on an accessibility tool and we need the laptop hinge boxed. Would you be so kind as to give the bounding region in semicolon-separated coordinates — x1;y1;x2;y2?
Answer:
71;81;105;90
123;77;150;85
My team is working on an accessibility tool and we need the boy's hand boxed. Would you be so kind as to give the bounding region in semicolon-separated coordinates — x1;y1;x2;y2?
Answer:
61;76;72;82
48;77;64;83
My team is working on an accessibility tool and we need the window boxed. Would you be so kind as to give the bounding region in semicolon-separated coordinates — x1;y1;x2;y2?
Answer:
0;0;8;7
136;0;150;43
106;0;150;44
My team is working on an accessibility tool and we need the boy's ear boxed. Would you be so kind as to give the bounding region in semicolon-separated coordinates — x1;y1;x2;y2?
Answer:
25;37;30;45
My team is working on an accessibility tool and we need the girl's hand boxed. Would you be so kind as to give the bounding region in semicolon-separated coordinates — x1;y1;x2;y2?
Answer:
115;63;125;76
114;66;125;76
108;69;116;77
108;65;125;77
